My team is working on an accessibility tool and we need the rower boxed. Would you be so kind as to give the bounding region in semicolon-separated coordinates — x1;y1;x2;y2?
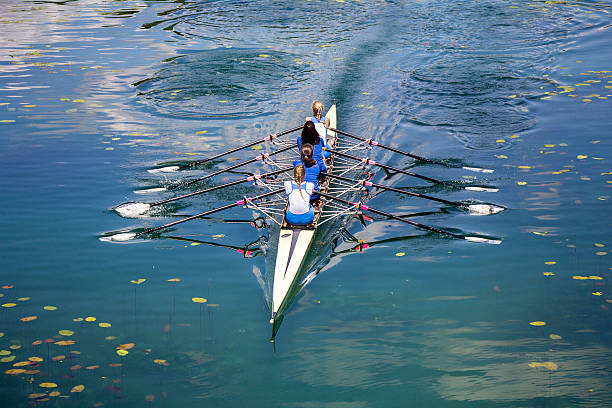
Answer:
293;144;326;201
283;165;315;226
297;120;331;161
306;100;330;146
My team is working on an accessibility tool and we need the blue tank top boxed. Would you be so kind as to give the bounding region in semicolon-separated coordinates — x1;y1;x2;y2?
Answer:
293;158;327;190
297;136;331;161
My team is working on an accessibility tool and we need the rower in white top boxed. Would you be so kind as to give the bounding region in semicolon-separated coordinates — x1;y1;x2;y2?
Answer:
283;165;315;225
306;100;330;146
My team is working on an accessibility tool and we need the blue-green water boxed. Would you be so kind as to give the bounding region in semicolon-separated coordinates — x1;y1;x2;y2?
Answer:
1;0;611;406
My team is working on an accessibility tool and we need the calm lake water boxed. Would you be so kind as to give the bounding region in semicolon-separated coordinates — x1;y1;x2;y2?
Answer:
1;0;611;406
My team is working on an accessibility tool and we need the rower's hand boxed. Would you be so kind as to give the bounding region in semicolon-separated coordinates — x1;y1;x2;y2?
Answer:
324;118;330;128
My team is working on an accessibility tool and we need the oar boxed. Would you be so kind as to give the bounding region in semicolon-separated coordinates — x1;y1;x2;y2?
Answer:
191;126;301;166
103;188;285;242
328;127;493;173
317;192;501;244
175;143;297;189
115;167;293;217
323;173;504;215
323;147;497;192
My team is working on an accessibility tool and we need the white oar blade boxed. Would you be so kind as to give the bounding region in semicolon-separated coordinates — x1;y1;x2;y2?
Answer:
148;166;180;174
465;236;502;245
134;187;167;194
465;186;499;192
114;203;152;218
467;204;505;216
99;233;137;242
463;166;494;173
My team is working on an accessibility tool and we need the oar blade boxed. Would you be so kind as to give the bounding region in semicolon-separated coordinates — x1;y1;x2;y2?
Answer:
467;204;505;216
134;187;167;194
464;236;502;245
99;232;137;242
148;166;180;174
462;166;494;173
465;186;499;192
114;203;152;218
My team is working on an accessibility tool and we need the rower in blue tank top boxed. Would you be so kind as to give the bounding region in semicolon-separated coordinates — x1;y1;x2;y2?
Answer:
306;100;330;146
284;165;315;225
293;143;327;201
297;120;331;161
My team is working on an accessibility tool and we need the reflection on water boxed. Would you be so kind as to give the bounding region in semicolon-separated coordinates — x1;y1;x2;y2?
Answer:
1;0;611;406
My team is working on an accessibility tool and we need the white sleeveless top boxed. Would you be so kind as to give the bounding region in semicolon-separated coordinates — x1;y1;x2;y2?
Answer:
284;181;314;214
308;116;328;145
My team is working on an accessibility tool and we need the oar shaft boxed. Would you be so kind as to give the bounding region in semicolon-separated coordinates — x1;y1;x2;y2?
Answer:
323;147;443;185
153;167;292;207
135;188;284;237
192;126;301;166
317;192;462;238
328;127;439;165
323;173;461;207
182;144;297;187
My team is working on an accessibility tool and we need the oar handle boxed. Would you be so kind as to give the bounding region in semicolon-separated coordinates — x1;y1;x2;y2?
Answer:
152;167;292;207
317;191;463;239
192;125;301;166
135;188;284;238
323;147;445;185
322;173;461;207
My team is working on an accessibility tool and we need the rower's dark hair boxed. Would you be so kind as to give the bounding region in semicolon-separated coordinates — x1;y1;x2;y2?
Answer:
301;120;320;146
300;143;317;167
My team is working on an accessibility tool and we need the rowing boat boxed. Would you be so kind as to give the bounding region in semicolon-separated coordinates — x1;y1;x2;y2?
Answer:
104;103;503;338
270;105;337;324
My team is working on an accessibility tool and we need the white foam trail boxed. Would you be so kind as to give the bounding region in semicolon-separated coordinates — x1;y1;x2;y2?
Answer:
465;186;499;192
465;236;502;245
147;166;180;174
134;187;167;194
467;204;505;215
463;166;494;173
99;233;137;242
114;203;151;217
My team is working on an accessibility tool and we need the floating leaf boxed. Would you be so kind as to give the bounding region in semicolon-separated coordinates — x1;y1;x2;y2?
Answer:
70;385;85;393
70;365;82;370
0;350;10;356
0;356;16;363
43;306;57;311
32;340;42;346
55;340;75;346
592;292;603;296
167;278;181;282
29;357;43;362
130;279;146;285
395;252;406;257
116;349;128;357
85;365;99;370
154;359;169;366
543;272;555;276
9;345;21;350
85;316;96;322
98;322;111;328
59;330;74;336
528;362;558;370
73;317;83;322
17;297;30;301
39;383;58;388
196;130;207;135
49;391;60;397
251;145;263;150
530;321;546;326
51;355;65;361
2;303;17;308
13;361;30;367
28;393;47;399
117;343;135;350
577;155;588;159
20;316;37;322
545;261;556;265
517;181;527;185
108;363;122;368
192;297;207;303
5;369;26;375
